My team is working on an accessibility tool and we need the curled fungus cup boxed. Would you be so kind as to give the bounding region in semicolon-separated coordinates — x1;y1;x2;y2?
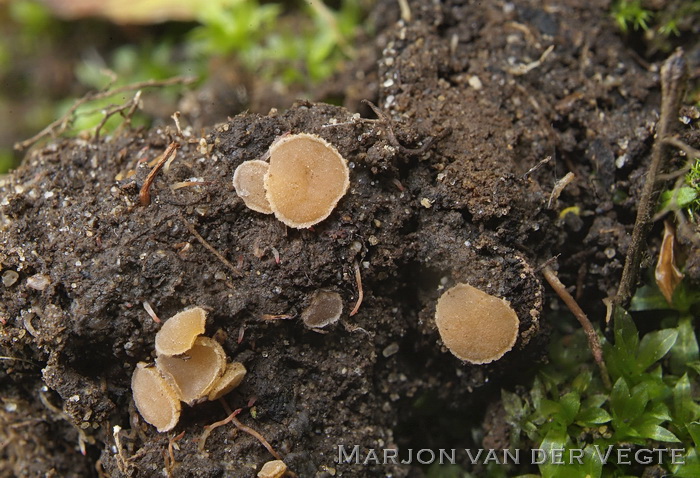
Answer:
131;363;182;432
233;159;273;214
156;336;227;405
154;307;207;356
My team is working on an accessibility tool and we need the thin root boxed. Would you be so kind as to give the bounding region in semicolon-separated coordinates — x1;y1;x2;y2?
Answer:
230;415;283;461
142;301;161;324
197;408;242;452
361;99;449;156
350;260;364;316
165;430;185;477
180;214;241;278
542;266;611;389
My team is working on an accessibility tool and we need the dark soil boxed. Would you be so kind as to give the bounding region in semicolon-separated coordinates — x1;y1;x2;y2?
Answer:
1;1;698;477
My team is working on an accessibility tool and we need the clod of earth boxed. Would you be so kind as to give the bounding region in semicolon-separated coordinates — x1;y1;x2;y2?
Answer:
257;459;287;478
435;283;520;364
154;306;207;356
264;133;350;228
156;336;227;405
232;159;273;214
300;289;343;328
131;362;182;432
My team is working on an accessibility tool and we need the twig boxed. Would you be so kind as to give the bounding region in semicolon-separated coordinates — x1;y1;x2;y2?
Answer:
547;172;575;208
93;90;142;141
361;99;449;156
614;49;687;307
349;260;364;316
508;45;555;76
180;214;240;277
663;136;700;162
139;142;180;206
171;111;183;137
522;155;552;178
14;76;196;151
542;266;612;389
113;425;128;475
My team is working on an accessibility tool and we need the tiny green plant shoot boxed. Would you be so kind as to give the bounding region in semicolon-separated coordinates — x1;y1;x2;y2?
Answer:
188;0;363;84
659;157;700;221
611;0;652;32
501;278;700;478
611;0;700;38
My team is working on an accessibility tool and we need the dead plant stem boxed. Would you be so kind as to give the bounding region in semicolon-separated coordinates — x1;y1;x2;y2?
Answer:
615;50;687;307
15;76;196;151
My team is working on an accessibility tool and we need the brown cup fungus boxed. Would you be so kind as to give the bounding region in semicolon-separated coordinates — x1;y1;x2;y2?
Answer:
156;336;227;405
435;283;519;364
131;363;182;432
257;460;288;478
155;306;206;356
133;307;247;431
233;160;273;214
208;361;247;401
264;133;350;228
301;290;343;328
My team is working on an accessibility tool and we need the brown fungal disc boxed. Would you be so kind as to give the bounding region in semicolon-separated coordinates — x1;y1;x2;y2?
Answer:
155;307;207;356
257;460;287;478
232;160;273;214
435;283;519;364
156;336;226;405
131;362;181;432
301;290;343;328
207;361;247;401
264;133;350;228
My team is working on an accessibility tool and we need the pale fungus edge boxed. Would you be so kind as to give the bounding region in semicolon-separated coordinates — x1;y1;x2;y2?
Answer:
154;306;207;357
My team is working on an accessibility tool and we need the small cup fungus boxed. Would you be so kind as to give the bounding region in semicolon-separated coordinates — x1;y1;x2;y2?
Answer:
301;290;343;328
131;362;182;432
232;160;273;214
264;133;350;228
257;460;287;478
156;336;227;405
207;361;247;401
435;283;519;364
155;307;206;356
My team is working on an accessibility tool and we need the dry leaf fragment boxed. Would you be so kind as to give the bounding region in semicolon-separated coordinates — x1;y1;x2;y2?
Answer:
655;220;684;305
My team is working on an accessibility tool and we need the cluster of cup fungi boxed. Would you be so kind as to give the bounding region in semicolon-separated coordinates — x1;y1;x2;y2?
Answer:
132;132;521;476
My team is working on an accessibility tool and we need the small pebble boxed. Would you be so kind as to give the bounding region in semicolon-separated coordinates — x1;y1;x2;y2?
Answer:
2;270;19;287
